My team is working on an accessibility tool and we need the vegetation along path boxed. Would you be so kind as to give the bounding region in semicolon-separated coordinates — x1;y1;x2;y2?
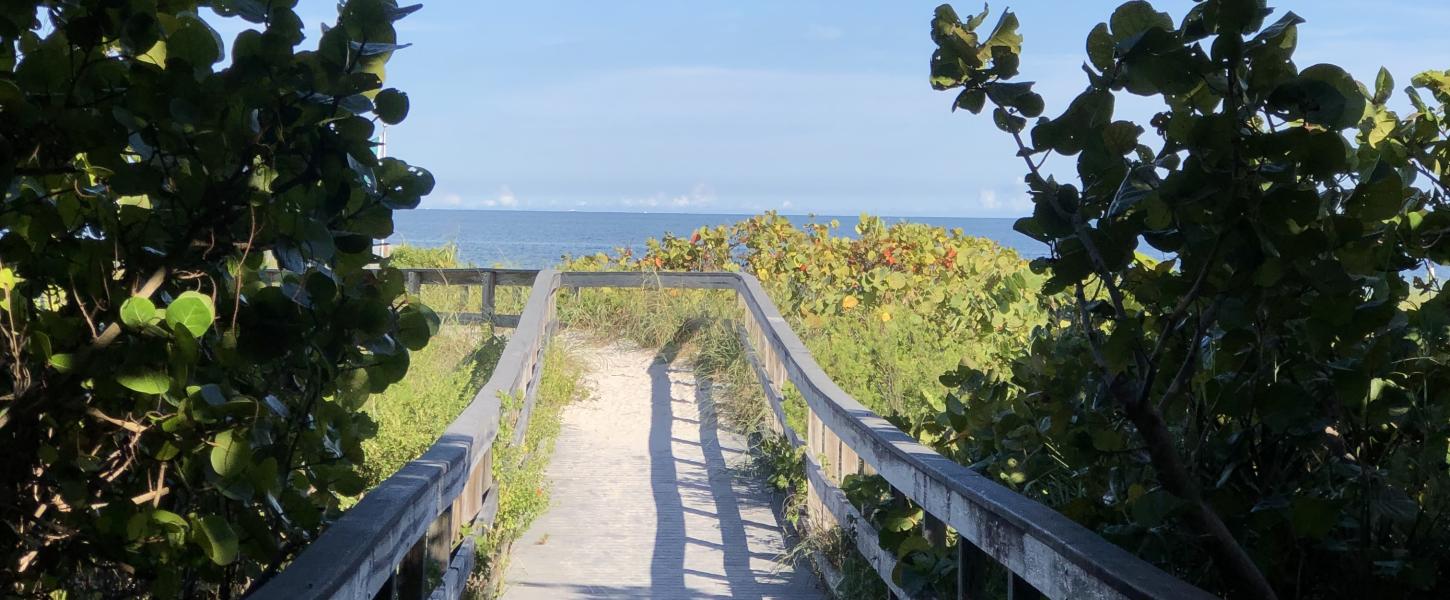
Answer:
500;339;823;599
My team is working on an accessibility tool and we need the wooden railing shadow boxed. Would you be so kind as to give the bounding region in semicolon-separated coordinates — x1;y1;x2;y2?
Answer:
252;269;1218;600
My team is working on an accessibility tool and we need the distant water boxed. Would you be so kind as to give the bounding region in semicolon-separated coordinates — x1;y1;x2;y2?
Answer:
388;209;1045;269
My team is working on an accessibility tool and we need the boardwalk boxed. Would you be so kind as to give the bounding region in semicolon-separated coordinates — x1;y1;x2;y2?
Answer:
500;340;824;599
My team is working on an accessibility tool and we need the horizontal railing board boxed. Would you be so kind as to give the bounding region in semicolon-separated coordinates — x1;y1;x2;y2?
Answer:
560;270;739;289
262;268;538;287
438;312;522;328
411;268;538;286
261;269;1214;600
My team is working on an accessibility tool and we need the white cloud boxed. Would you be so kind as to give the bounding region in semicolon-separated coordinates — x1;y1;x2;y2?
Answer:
497;187;519;207
977;187;1033;213
805;24;844;41
622;183;715;210
978;189;1002;210
480;186;520;208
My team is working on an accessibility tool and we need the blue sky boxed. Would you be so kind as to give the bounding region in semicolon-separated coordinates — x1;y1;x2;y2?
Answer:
269;1;1449;217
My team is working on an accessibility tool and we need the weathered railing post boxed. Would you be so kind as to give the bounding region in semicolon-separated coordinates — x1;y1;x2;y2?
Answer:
405;271;421;296
396;535;428;600
806;408;829;530
481;271;496;329
426;506;453;589
958;541;989;600
1009;573;1043;600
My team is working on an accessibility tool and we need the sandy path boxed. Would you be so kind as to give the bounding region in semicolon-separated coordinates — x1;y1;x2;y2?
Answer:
500;339;823;599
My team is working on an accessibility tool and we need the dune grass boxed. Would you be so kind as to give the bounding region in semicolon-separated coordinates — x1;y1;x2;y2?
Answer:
359;323;504;488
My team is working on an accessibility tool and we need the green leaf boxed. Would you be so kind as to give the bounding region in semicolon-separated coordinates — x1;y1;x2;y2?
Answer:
882;508;923;532
992;107;1026;133
152;509;188;529
396;304;439;350
168;13;223;66
120;297;158;329
1349;165;1406;221
1086;22;1114;71
954;88;986;114
1250;11;1304;48
49;353;75;373
213;0;270;23
374;88;410;125
210;429;251;479
1374;67;1395;105
886;272;909;290
191;515;240;565
894;535;932;559
1269;64;1368;130
118;367;171;395
165;291;215;338
1102;320;1140;374
1108;1;1173;42
1213;0;1270;33
1101;120;1142;155
977;11;1022;64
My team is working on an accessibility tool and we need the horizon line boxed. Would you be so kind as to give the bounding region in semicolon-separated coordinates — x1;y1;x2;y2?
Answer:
408;206;1022;220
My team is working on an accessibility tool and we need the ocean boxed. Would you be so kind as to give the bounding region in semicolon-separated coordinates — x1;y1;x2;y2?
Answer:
388;209;1045;269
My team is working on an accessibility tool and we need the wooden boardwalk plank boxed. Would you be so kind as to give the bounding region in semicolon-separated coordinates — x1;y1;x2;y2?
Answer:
501;341;824;600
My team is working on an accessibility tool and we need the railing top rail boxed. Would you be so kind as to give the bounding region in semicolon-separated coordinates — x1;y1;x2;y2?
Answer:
259;268;1212;600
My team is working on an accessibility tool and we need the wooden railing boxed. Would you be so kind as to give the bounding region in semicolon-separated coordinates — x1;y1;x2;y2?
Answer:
253;269;1215;600
399;268;539;328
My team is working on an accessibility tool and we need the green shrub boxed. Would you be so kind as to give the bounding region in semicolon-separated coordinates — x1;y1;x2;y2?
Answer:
361;327;505;487
389;241;465;269
0;1;435;595
930;2;1450;597
560;213;1048;426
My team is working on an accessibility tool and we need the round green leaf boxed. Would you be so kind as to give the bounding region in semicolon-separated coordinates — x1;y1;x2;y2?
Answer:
120;296;157;329
167;13;223;66
165;291;215;337
210;429;251;479
374;88;410;125
396;304;439;350
191;515;240;565
1108;1;1173;41
887;272;909;290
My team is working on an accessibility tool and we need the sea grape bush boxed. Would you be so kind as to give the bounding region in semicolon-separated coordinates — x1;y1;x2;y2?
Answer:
932;1;1450;597
0;0;435;595
564;212;1051;423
